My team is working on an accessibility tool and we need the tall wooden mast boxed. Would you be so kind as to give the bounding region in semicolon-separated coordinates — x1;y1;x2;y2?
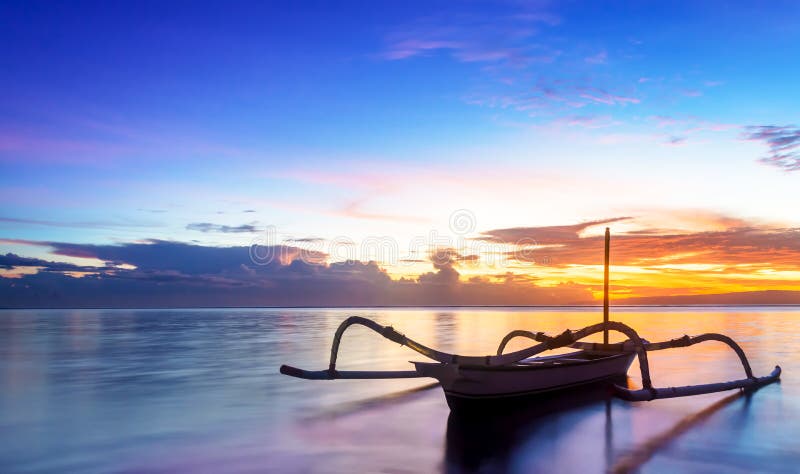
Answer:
603;227;610;344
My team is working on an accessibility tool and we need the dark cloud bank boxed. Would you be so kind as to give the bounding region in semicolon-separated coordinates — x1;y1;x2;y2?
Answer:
0;240;592;308
4;215;800;308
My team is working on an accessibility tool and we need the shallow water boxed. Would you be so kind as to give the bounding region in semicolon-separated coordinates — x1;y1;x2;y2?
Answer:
0;307;797;473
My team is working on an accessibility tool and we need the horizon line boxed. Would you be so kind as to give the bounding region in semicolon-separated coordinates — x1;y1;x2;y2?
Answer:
3;304;800;311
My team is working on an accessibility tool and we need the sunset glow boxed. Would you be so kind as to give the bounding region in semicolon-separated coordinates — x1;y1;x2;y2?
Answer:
1;2;799;307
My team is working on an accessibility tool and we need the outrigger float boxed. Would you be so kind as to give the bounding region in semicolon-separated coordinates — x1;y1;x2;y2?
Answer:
280;229;781;408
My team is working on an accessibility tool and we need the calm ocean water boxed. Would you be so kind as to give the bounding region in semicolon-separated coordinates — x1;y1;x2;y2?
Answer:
0;307;797;473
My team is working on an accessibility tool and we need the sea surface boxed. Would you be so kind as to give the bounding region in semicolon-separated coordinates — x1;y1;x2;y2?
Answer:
0;307;797;473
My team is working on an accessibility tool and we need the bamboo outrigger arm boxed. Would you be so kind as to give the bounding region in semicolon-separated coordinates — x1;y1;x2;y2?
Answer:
498;330;756;378
608;331;781;400
496;324;781;401
614;366;782;401
280;317;655;388
280;315;520;380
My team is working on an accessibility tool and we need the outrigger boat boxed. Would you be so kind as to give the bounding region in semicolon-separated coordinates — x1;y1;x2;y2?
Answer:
280;229;781;409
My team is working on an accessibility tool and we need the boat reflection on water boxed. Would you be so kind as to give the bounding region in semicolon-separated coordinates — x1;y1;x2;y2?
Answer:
444;377;625;473
444;378;770;473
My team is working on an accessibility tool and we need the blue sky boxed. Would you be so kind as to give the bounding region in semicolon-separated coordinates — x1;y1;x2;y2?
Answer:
1;1;799;306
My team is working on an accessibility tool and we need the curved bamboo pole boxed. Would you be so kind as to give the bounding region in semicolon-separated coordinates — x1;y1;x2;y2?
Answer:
327;316;495;370
325;317;655;389
644;333;755;378
501;331;757;380
495;330;548;356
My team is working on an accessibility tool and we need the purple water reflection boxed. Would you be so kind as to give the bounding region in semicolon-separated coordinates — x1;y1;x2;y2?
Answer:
0;308;797;473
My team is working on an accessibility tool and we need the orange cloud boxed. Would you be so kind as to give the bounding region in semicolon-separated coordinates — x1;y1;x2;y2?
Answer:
4;211;800;306
479;212;800;301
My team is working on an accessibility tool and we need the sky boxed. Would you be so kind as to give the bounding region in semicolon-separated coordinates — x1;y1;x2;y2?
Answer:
1;0;800;307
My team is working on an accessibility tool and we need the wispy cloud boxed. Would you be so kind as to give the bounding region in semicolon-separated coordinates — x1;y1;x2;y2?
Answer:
584;50;607;64
665;135;687;146
650;115;679;127
284;237;326;244
380;5;560;67
378;4;660;128
186;222;260;233
0;130;129;164
743;125;800;171
552;115;620;129
381;39;462;60
466;82;641;117
0;216;161;229
480;217;631;245
0;253;104;273
577;87;639;105
648;115;737;137
338;199;429;223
